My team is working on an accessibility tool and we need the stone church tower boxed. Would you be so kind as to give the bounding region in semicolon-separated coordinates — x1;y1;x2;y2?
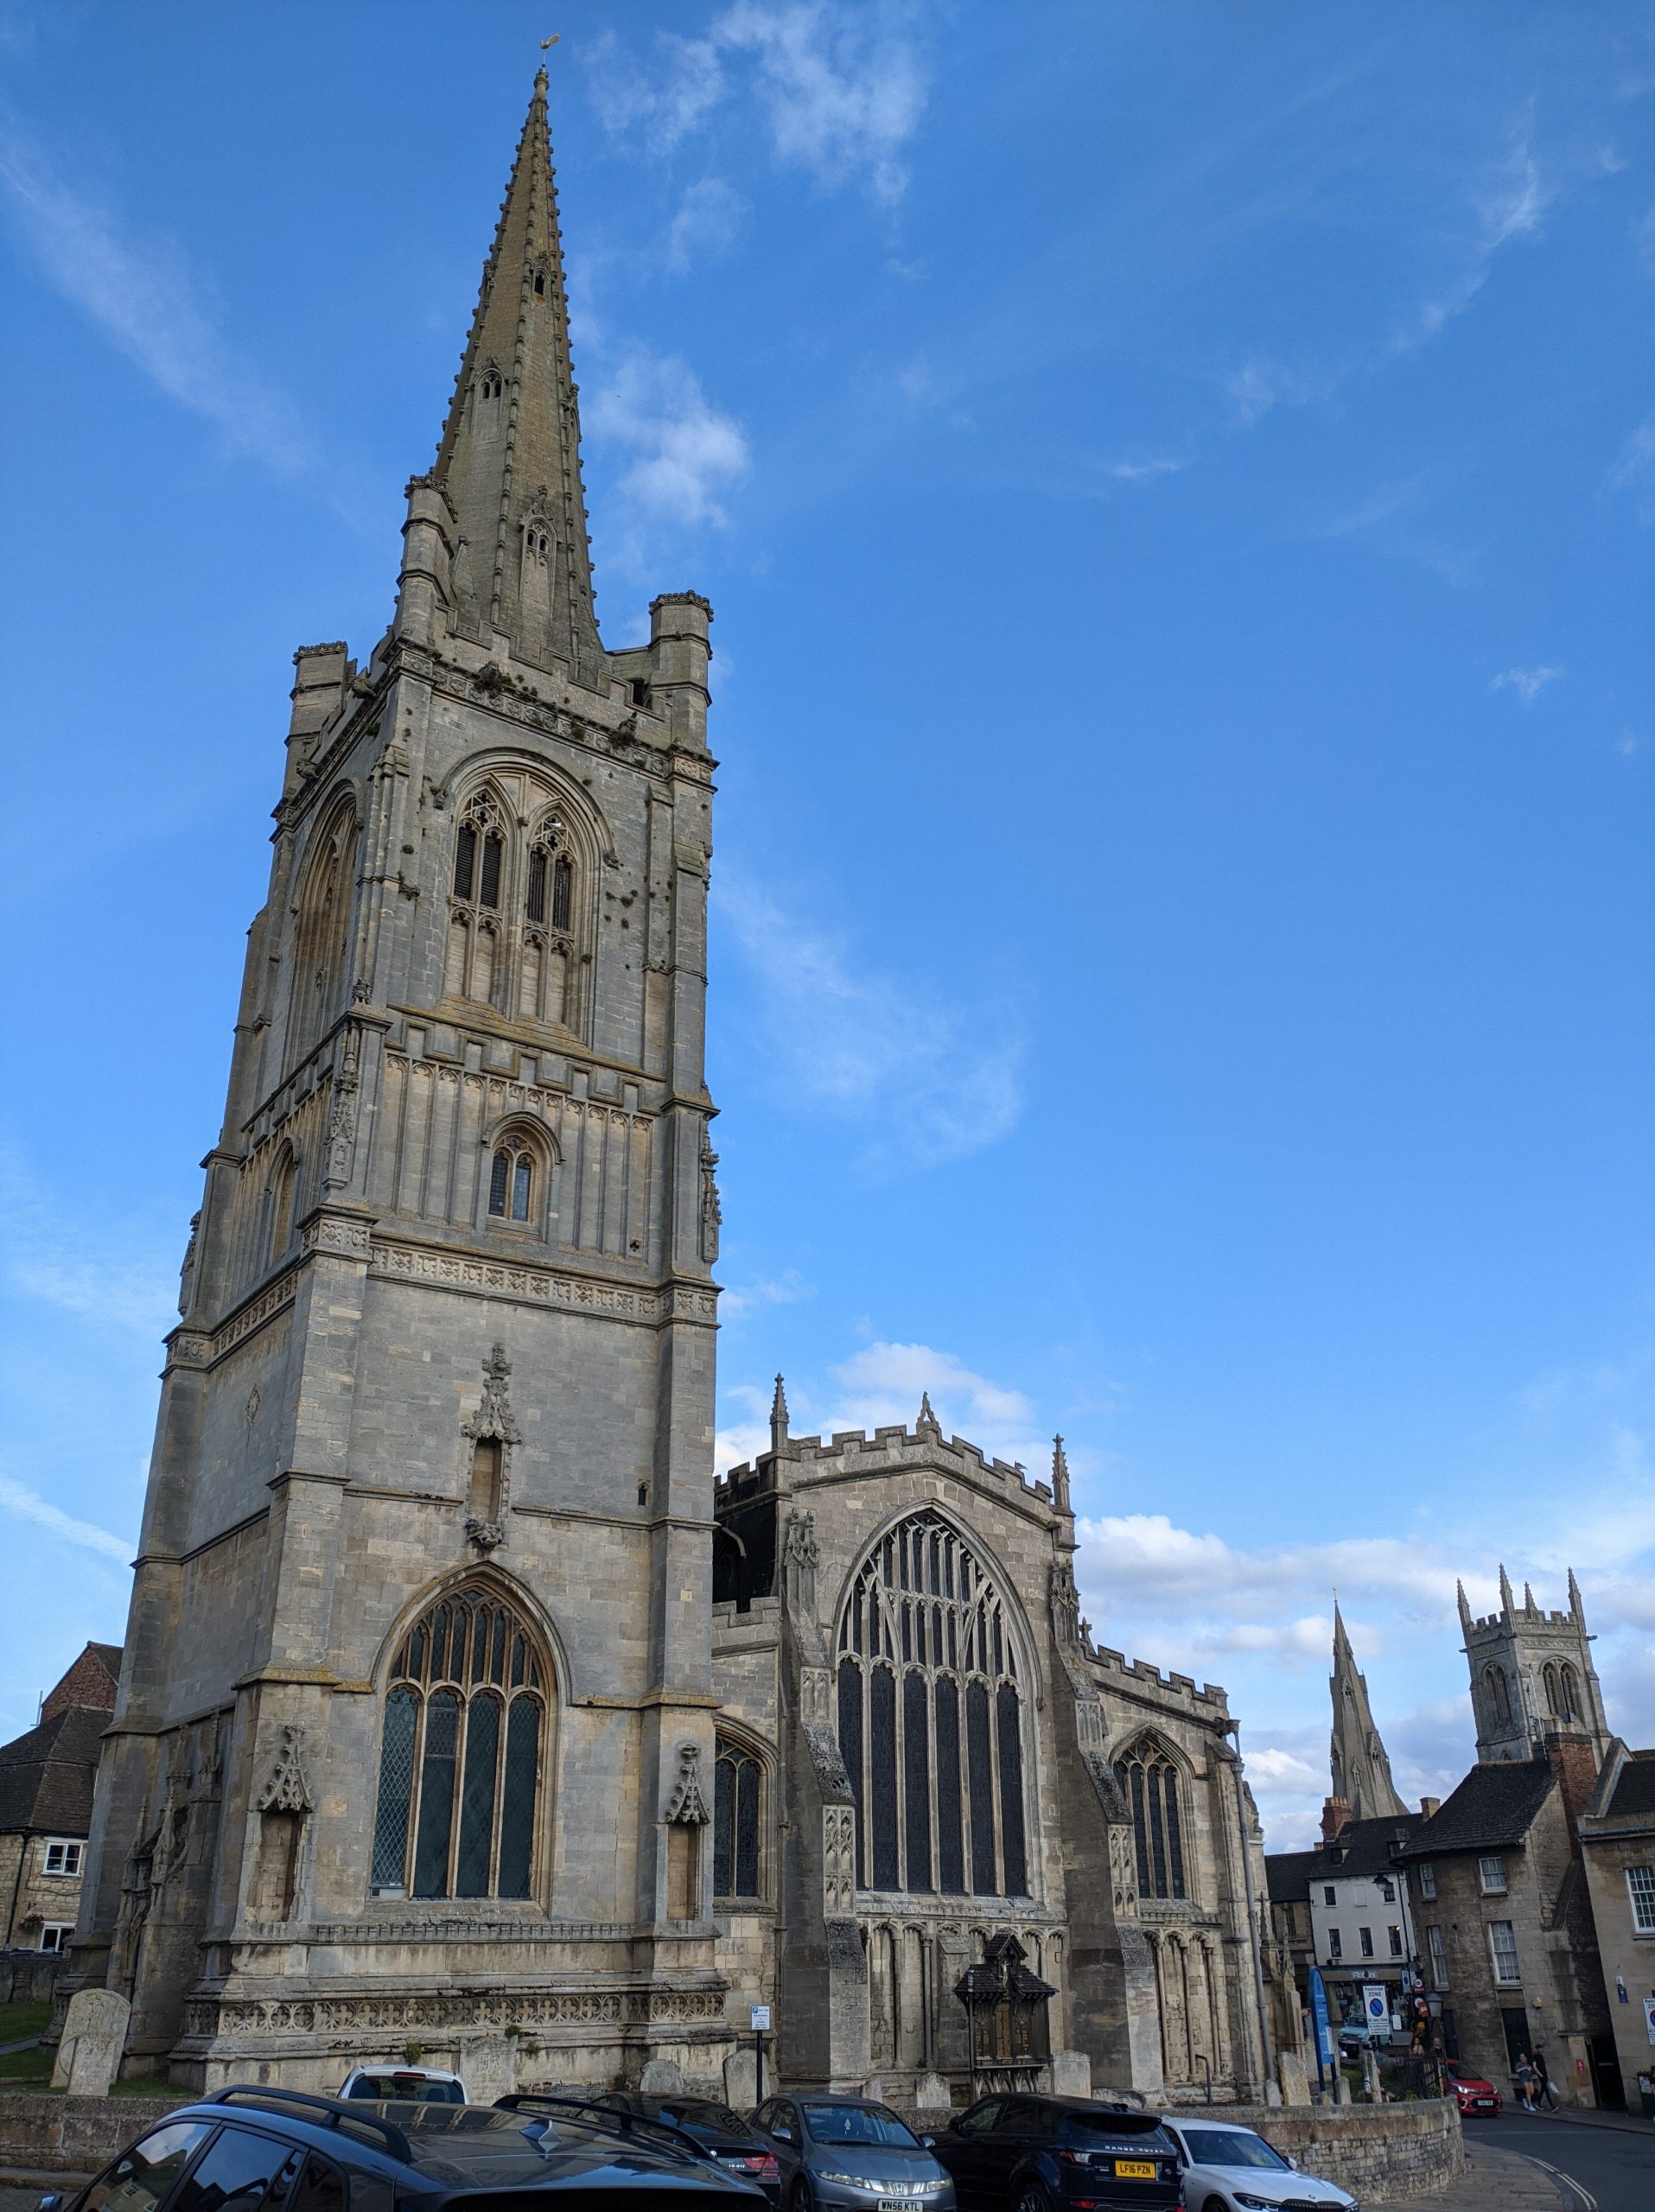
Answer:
74;69;731;2088
1459;1568;1611;1768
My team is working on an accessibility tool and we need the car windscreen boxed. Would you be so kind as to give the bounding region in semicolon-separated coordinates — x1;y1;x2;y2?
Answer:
800;2106;919;2148
359;2077;467;2104
1179;2129;1289;2171
1061;2113;1166;2139
658;2104;754;2137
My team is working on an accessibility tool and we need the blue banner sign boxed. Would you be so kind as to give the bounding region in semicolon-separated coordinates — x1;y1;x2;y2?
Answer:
1308;1967;1336;2075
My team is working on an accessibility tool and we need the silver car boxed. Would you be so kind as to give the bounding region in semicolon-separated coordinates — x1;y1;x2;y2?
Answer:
753;2094;956;2212
1156;2118;1358;2212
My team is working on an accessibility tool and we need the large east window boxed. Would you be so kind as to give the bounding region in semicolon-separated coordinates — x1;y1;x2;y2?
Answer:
370;1583;548;1900
836;1512;1028;1897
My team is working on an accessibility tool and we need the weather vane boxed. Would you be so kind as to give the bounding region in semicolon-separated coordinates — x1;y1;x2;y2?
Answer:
540;35;559;60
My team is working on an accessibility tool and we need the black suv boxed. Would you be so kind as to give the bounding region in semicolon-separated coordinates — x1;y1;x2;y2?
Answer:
37;2086;765;2212
929;2094;1181;2212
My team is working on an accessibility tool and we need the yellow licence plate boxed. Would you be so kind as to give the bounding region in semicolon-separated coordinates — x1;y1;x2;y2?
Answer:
1113;2160;1156;2180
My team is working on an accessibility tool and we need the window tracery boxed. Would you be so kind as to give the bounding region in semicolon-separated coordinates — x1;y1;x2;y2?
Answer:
446;790;506;1005
443;784;586;1031
1114;1738;1187;1901
290;795;358;1061
836;1513;1028;1898
713;1738;763;1899
369;1582;547;1901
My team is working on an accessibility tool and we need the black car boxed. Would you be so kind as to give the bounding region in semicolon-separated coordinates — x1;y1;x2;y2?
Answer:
930;2094;1181;2212
37;2084;765;2212
589;2095;781;2201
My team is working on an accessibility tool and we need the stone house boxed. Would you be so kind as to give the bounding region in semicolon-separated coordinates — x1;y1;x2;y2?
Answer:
1266;1815;1423;2049
60;70;1281;2105
0;1645;121;1956
1393;1740;1616;2107
1576;1740;1655;2109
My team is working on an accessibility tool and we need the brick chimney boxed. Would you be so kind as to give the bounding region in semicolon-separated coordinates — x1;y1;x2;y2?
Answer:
1544;1732;1599;1845
1419;1796;1441;1819
1321;1795;1352;1844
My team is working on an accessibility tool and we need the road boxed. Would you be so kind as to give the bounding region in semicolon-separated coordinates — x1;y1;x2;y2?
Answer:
1467;2112;1655;2212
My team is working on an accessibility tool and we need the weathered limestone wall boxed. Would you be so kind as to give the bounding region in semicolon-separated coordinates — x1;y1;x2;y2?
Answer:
1198;2099;1465;2202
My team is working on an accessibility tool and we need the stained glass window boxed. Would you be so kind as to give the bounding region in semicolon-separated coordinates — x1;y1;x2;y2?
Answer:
714;1742;763;1899
1114;1740;1187;1901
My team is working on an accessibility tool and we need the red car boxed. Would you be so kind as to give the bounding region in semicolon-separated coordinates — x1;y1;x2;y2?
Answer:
1445;2063;1502;2116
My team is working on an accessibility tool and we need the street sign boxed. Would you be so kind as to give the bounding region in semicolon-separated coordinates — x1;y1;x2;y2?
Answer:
1643;1995;1655;2048
751;2004;772;2032
1362;1984;1389;2029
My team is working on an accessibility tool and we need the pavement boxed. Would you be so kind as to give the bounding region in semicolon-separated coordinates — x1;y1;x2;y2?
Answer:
1456;2111;1655;2212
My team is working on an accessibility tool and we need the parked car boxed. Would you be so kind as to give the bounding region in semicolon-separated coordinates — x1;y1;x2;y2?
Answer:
928;2093;1181;2212
590;2094;781;2200
1155;2118;1357;2212
341;2065;469;2104
753;2094;955;2212
35;2082;765;2212
1442;2064;1502;2118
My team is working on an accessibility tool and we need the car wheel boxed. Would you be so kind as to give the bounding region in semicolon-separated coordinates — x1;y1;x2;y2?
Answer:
789;2179;813;2212
1014;2184;1052;2212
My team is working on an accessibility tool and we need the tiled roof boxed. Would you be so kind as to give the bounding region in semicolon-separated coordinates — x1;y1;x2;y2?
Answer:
0;1706;109;1834
1394;1758;1556;1858
1607;1751;1655;1821
1264;1815;1422;1900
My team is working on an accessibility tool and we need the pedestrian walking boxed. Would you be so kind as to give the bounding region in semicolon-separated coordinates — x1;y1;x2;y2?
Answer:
1513;2054;1538;2111
1531;2047;1557;2110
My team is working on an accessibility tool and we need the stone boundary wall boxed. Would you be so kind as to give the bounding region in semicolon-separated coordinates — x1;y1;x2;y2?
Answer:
0;2094;190;2180
1192;2100;1464;2203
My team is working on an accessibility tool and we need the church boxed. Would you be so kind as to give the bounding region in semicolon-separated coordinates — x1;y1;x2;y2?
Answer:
69;70;1283;2107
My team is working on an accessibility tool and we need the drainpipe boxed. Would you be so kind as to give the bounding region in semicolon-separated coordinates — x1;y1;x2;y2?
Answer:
1225;1726;1276;2099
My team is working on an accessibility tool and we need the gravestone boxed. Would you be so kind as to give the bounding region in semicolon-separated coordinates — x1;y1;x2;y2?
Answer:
463;2034;517;2107
640;2056;684;2093
51;1987;130;2098
1047;2050;1092;2098
723;2044;758;2107
913;2071;952;2111
1277;2050;1310;2106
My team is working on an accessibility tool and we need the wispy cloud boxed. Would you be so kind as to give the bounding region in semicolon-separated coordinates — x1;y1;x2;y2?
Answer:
0;1145;175;1340
714;872;1024;1175
586;2;928;205
1107;452;1193;486
0;123;315;479
0;1475;130;1563
586;347;750;568
1608;409;1655;518
1226;353;1342;429
666;178;748;271
1391;124;1555;354
720;1267;814;1325
1490;664;1563;705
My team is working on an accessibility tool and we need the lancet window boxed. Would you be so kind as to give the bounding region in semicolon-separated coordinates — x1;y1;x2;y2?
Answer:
290;794;358;1062
445;791;506;1005
1115;1738;1186;1901
713;1738;763;1900
1483;1663;1512;1727
488;1143;536;1224
518;815;576;1025
369;1584;548;1901
836;1513;1029;1899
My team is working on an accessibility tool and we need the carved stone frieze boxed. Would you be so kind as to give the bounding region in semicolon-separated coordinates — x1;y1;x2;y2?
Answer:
665;1742;711;1825
367;1236;715;1325
255;1725;313;1815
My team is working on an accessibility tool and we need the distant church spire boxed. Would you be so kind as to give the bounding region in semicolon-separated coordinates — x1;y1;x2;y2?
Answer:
1327;1602;1408;1823
432;65;604;686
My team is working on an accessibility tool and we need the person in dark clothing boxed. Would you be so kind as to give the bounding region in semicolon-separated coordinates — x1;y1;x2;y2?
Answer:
1531;2048;1558;2110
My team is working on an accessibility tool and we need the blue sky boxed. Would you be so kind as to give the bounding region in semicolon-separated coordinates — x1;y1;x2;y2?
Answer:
1;1;1652;1849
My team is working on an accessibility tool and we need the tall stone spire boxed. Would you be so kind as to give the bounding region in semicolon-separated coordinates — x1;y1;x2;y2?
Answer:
432;66;605;688
1328;1603;1409;1821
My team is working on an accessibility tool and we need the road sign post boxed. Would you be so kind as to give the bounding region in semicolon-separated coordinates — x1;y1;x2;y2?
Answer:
751;2005;772;2104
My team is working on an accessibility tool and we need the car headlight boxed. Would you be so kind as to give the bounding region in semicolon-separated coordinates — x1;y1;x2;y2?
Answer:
1232;2196;1282;2210
815;2171;878;2189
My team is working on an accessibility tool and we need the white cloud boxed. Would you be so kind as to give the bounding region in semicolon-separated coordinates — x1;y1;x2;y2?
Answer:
1226;353;1340;429
716;1;928;205
1392;129;1555;353
0;1474;130;1563
586;348;750;569
720;1267;814;1324
1109;453;1192;485
714;872;1023;1174
1608;409;1655;515
0;126;315;479
666;178;748;271
1490;664;1563;705
586;3;928;205
0;1145;176;1340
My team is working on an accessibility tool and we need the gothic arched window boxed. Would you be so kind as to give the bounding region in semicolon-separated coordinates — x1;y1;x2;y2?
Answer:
1559;1664;1580;1723
519;816;576;1026
713;1739;763;1899
266;1147;297;1265
836;1514;1028;1899
290;793;358;1061
488;1143;535;1224
1115;1738;1186;1901
369;1584;548;1901
1544;1663;1560;1715
446;791;506;1006
1484;1664;1512;1726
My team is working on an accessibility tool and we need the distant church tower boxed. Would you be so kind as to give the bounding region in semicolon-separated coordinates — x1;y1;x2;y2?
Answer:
75;70;728;2087
1458;1567;1612;1768
1323;1604;1408;1834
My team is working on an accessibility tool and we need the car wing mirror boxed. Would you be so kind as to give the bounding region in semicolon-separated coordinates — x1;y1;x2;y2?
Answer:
36;2195;63;2212
920;2136;935;2149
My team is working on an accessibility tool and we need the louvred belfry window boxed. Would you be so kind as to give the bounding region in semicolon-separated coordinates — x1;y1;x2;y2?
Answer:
369;1585;548;1900
518;817;576;1026
445;792;507;1006
836;1513;1029;1898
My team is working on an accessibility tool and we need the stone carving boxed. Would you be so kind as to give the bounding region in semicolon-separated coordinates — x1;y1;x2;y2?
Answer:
463;1343;520;1552
698;1128;722;1262
51;1987;130;2097
256;1725;314;1814
823;1804;856;1915
326;1023;362;1186
916;1390;941;1435
780;1509;819;1617
665;1742;710;1825
177;1211;201;1316
1050;1558;1082;1647
1051;1433;1072;1513
245;1386;261;1427
804;1721;855;1805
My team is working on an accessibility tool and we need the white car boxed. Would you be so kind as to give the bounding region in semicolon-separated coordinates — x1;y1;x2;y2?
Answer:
1157;2118;1358;2212
340;2064;470;2105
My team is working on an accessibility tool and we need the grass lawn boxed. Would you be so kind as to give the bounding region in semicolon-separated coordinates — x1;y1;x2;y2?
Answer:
0;1999;51;2044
